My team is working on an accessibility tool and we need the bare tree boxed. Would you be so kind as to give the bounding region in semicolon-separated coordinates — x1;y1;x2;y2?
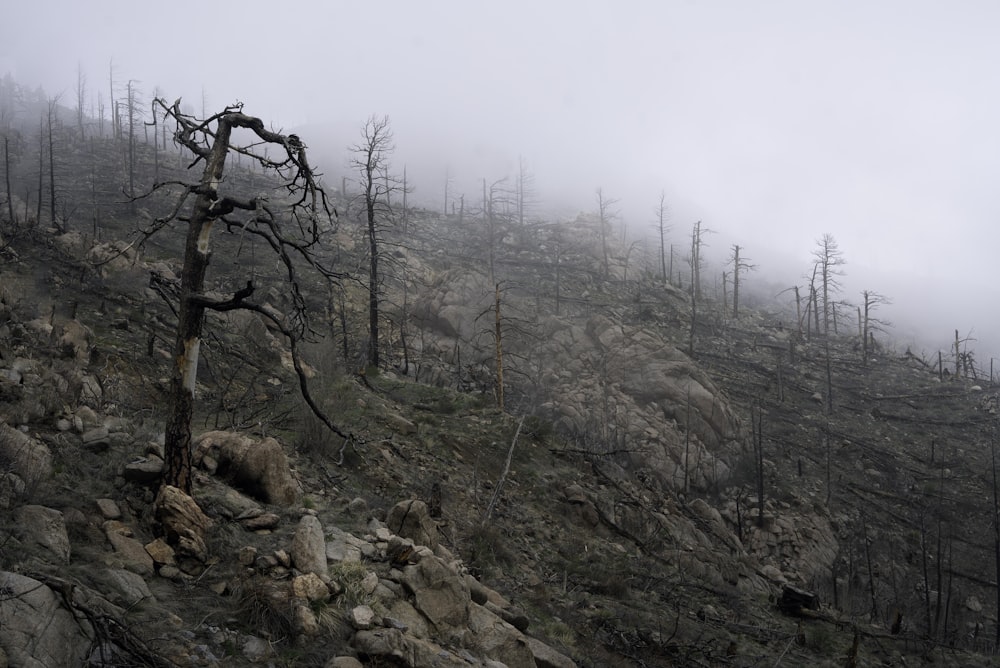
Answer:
482;176;510;285
3;134;14;224
728;244;756;318
75;62;86;139
45;96;60;230
859;290;891;366
515;154;536;227
812;233;846;336
653;191;670;284
595;188;618;279
350;114;396;369
689;220;713;300
145;99;342;497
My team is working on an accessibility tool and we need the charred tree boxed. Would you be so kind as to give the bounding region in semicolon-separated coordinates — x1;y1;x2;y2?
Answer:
350;115;395;369
147;99;343;497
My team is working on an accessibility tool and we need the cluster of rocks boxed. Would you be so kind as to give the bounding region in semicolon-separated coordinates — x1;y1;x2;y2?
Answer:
718;494;839;588
219;498;577;667
0;418;577;666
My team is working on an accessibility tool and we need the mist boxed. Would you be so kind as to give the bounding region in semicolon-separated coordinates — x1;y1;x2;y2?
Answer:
4;0;1000;365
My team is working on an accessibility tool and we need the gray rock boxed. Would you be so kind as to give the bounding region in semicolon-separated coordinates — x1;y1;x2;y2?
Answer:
0;571;93;668
95;498;122;520
104;522;155;576
387;499;440;550
325;657;364;668
102;568;154;606
14;505;70;564
401;554;470;629
525;635;578;668
349;605;377;630
290;514;326;576
123;456;163;484
194;431;301;505
241;635;271;663
0;423;52;489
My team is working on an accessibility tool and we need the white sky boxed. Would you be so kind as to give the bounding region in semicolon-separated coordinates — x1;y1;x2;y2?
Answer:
4;0;1000;362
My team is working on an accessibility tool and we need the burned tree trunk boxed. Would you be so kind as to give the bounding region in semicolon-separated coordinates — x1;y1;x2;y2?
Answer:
161;113;235;494
152;99;340;495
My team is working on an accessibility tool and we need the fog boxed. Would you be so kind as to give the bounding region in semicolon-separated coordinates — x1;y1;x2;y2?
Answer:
5;1;1000;365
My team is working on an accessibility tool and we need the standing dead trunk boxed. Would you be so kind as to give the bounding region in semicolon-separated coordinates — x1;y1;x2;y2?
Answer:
162;116;235;494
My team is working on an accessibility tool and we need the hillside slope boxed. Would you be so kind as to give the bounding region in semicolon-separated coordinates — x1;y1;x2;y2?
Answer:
1;125;999;667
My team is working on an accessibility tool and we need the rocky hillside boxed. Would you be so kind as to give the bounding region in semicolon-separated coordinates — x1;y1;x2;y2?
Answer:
2;119;1000;667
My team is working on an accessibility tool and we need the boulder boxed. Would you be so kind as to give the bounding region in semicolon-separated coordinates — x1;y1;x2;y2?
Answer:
194;431;301;505
463;603;536;667
57;320;92;361
0;571;93;668
102;568;154;607
401;554;470;630
123;456;164;484
387;499;439;550
104;521;155;576
353;628;469;667
154;485;212;571
291;572;329;602
290;514;326;576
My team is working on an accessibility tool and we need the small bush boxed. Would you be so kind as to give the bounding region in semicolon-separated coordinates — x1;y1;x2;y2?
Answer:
233;575;297;640
328;560;373;609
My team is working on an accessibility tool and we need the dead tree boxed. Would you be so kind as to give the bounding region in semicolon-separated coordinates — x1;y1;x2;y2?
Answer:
595;188;618;280
653;191;670;284
859;290;891;367
728;244;756;318
350;115;396;369
146;99;344;497
812;234;846;336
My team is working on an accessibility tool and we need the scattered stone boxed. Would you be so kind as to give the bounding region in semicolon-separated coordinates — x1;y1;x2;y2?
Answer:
347;497;369;517
154;485;212;572
95;498;122;520
104;521;155;576
387;499;439;550
102;568;154;607
326;657;364;668
291;572;329;602
241;635;271;663
350;605;377;630
401;554;470;629
290;514;327;576
238;546;257;567
240;512;281;531
81;426;110;452
361;571;379;595
123;456;164;484
144;538;176;566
